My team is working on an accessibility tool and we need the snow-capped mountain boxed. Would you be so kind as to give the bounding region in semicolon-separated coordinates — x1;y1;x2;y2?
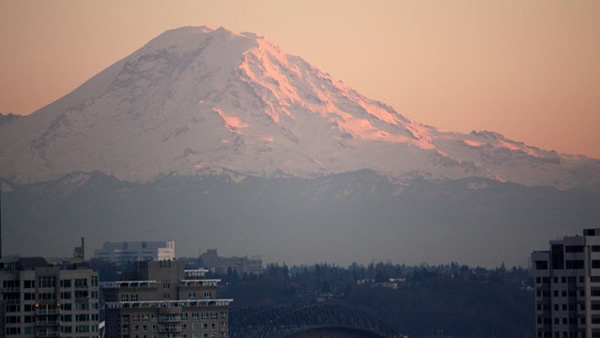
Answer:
1;26;598;189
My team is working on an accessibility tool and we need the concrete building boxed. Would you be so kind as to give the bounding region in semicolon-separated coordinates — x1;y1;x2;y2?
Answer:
531;228;600;338
200;249;262;276
102;260;232;338
0;256;100;337
93;241;175;265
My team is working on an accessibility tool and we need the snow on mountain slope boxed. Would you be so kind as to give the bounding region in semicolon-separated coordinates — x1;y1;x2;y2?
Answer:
0;26;598;189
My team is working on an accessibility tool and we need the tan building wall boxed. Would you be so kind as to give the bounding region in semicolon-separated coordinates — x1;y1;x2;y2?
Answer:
103;260;231;338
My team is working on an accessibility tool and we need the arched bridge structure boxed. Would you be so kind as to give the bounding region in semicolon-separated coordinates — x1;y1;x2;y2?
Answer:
229;303;403;337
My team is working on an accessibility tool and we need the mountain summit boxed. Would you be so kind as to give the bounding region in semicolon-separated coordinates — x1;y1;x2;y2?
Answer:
1;26;598;189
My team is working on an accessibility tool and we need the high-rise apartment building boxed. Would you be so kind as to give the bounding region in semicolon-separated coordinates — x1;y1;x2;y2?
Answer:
531;228;600;338
94;241;175;265
0;256;100;337
102;260;232;338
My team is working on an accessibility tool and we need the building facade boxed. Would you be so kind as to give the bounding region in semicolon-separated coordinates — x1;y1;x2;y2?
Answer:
102;260;232;338
94;241;175;265
532;228;600;338
0;257;100;337
200;249;261;276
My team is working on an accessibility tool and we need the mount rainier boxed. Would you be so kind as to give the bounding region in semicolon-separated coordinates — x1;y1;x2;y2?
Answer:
1;26;598;189
1;26;599;266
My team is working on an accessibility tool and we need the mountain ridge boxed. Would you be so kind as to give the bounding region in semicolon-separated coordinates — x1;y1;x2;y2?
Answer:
2;169;599;266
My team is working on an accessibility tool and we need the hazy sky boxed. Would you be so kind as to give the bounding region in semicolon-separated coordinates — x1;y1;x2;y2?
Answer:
1;0;599;158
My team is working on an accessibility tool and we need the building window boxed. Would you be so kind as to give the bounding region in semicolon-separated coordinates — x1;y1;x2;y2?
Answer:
5;327;21;335
566;260;584;269
39;292;55;300
535;261;548;270
6;316;21;323
76;314;90;321
566;245;584;253
204;292;212;300
38;276;56;288
74;278;88;287
2;280;19;289
74;290;88;299
75;325;90;333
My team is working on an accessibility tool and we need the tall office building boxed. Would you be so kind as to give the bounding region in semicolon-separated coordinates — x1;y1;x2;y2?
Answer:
94;241;175;265
0;257;100;337
102;260;232;338
531;228;600;338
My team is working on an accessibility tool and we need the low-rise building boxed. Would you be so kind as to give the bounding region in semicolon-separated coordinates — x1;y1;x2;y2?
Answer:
102;260;232;338
93;241;175;266
200;249;262;276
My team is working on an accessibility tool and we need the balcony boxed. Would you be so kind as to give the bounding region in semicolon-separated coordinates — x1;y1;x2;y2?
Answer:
159;315;182;322
35;331;60;337
185;269;209;277
104;299;233;309
159;325;183;333
101;280;158;289
35;320;59;327
1;287;20;292
180;279;220;287
35;309;60;315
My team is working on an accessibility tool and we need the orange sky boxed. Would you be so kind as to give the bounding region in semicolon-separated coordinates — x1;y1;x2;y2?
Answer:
1;0;599;158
